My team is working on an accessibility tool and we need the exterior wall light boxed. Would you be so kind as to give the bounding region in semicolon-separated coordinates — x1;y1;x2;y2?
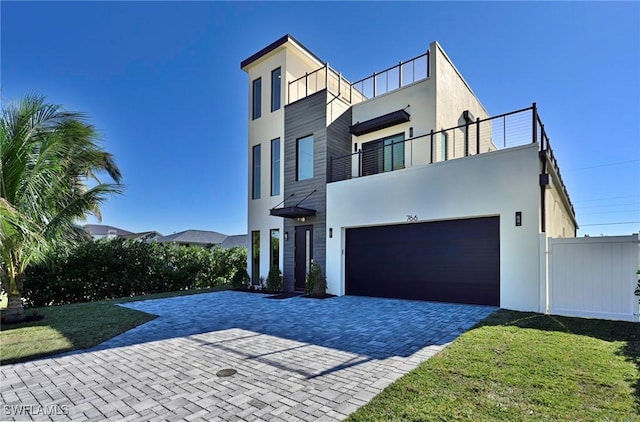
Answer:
284;232;288;241
515;211;522;227
329;228;333;238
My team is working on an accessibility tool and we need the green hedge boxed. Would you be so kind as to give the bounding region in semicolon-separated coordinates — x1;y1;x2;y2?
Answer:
23;239;247;307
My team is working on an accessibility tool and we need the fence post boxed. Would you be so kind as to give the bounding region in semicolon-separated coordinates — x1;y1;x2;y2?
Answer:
476;117;481;155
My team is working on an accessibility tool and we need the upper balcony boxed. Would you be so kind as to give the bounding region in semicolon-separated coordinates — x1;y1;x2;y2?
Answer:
328;104;575;216
287;51;430;106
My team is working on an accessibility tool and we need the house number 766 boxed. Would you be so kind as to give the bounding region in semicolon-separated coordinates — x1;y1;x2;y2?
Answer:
407;215;418;222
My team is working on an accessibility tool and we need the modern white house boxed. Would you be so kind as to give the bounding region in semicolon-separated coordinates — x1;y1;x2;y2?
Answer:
241;34;579;313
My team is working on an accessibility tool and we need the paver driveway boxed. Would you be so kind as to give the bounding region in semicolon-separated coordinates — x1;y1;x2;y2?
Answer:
1;291;495;421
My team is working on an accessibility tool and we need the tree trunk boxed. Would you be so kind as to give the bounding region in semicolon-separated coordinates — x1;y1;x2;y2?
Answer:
3;274;25;323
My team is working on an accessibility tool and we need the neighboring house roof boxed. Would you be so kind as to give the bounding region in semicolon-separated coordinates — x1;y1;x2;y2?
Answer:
83;224;134;237
155;229;228;246
220;234;248;249
122;231;163;242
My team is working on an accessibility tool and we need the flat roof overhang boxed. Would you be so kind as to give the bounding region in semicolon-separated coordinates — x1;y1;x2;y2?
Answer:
350;109;411;136
270;206;317;218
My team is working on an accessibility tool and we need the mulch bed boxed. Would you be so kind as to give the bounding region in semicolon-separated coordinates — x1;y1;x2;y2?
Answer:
1;314;45;326
302;294;336;300
265;292;303;300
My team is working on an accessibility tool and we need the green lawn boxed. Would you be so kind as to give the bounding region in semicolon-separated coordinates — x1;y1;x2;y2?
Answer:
348;310;640;421
0;285;230;365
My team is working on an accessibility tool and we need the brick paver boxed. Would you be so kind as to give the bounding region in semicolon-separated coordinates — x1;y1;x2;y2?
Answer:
1;291;495;421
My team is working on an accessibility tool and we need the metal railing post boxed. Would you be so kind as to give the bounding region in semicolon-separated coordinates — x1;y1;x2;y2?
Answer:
532;102;538;145
399;61;403;87
372;72;376;97
325;63;329;92
476;117;480;155
358;149;362;177
305;72;308;97
430;129;434;164
464;122;469;157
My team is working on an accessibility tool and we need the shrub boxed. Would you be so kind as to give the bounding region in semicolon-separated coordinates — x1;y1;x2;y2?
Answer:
266;266;283;292
22;239;247;307
305;262;327;297
231;267;250;289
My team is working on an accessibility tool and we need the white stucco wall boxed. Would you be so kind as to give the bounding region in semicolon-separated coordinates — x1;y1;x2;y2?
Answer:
326;143;543;312
432;41;492;160
244;41;323;280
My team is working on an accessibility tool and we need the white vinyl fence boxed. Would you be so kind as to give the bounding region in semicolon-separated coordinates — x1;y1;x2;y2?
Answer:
544;234;639;322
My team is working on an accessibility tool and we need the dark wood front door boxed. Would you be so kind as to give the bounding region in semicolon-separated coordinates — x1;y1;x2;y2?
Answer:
294;225;313;290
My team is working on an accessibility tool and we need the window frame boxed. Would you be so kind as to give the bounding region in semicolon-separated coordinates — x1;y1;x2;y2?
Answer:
252;77;262;120
251;231;260;284
296;135;314;181
361;132;405;176
271;67;281;112
441;132;448;161
270;138;280;196
252;144;261;199
269;229;280;270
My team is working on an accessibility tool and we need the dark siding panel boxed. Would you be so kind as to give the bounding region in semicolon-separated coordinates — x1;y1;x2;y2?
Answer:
283;91;328;291
345;217;500;306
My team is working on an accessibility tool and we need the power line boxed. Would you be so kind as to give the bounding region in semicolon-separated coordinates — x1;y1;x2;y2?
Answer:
580;221;640;226
576;202;640;210
573;194;640;203
565;159;640;172
579;209;640;216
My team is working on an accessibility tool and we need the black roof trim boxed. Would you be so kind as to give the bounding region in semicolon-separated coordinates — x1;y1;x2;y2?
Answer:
241;34;324;70
269;206;317;219
350;109;411;136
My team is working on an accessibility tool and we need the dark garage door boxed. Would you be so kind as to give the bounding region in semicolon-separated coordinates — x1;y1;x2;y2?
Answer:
345;216;500;306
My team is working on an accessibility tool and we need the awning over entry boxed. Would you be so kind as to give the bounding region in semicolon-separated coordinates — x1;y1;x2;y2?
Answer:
269;206;316;218
350;109;411;136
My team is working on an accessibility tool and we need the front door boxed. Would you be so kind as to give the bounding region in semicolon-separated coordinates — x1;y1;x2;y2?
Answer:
294;225;313;290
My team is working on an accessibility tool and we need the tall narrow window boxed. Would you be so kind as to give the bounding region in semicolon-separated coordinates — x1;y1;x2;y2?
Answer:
251;231;260;284
252;77;262;120
270;229;280;270
441;132;448;161
297;135;314;181
252;144;261;199
271;67;281;112
271;138;280;196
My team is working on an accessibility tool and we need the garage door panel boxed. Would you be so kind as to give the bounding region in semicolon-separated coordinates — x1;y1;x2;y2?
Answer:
345;217;499;306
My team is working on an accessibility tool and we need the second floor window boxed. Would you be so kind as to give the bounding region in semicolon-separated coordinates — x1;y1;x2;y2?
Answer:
297;135;314;181
252;144;261;199
271;67;281;112
252;78;262;120
271;138;280;196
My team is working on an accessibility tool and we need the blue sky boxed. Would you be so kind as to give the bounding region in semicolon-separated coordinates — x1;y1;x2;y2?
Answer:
2;1;638;237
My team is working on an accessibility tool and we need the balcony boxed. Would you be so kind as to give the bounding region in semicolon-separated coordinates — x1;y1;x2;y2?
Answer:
287;51;430;106
328;104;574;215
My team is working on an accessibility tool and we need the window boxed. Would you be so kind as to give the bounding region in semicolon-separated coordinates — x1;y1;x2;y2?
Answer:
270;229;280;270
252;78;261;120
271;138;280;196
297;135;314;180
271;67;281;112
362;133;404;176
252;144;261;199
251;231;260;284
441;132;448;161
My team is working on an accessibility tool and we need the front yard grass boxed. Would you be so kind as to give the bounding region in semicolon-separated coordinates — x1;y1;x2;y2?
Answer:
348;310;640;421
0;285;230;365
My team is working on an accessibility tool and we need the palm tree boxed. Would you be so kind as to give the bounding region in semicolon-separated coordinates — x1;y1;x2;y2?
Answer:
1;94;123;321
